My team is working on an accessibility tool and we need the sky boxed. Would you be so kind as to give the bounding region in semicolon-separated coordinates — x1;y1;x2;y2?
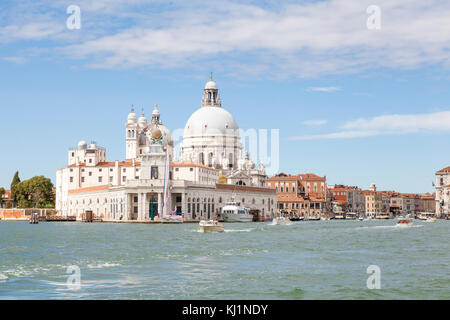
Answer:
1;0;450;193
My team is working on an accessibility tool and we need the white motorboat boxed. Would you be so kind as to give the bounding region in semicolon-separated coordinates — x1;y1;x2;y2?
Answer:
396;217;414;227
222;202;253;222
199;220;224;233
271;216;292;225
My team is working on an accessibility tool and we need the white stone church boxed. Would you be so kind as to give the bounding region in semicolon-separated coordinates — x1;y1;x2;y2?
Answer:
55;77;277;221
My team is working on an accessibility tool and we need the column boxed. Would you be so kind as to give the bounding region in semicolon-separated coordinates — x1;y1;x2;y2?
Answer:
158;192;163;218
138;192;143;221
143;193;148;220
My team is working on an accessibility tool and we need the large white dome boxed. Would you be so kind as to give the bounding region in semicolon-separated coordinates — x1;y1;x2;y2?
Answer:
184;106;239;137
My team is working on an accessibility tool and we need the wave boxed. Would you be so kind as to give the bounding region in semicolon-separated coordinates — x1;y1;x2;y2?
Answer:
87;263;121;269
224;228;255;232
0;274;8;280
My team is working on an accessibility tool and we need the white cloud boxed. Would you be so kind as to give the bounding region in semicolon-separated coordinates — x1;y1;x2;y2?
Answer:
3;56;28;64
291;111;450;140
307;87;341;93
2;0;450;77
302;119;328;126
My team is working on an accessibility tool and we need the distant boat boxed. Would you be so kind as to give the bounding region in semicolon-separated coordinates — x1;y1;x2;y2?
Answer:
222;202;253;222
271;217;292;225
345;212;357;220
396;217;413;227
199;220;224;233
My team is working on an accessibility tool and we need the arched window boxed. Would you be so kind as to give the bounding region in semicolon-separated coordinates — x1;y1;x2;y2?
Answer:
208;153;213;167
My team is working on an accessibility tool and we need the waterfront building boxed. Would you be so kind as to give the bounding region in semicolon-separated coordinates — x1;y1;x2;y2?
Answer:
55;78;277;221
418;193;436;213
362;185;383;217
266;173;330;218
328;185;365;215
435;166;450;218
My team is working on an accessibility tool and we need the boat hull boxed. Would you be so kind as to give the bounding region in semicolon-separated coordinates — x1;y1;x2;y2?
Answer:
222;213;253;222
199;225;224;233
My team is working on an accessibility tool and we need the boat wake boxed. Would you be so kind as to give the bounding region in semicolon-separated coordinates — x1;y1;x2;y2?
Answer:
358;224;424;230
224;228;255;232
0;274;8;281
87;262;121;269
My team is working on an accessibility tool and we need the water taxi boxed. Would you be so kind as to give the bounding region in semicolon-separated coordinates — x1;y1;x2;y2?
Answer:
222;202;253;222
199;220;224;233
396;217;414;227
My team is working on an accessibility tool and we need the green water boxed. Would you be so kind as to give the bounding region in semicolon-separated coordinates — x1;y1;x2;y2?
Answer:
0;220;449;299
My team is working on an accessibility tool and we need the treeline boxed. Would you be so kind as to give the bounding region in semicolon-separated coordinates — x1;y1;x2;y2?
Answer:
1;171;55;209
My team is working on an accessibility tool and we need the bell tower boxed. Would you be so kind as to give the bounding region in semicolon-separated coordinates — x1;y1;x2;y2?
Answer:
126;105;138;160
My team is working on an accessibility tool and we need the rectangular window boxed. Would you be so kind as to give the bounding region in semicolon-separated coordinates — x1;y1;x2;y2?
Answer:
151;166;158;179
98;177;102;183
109;177;113;183
134;196;138;202
122;176;126;182
70;177;73;183
81;177;85;183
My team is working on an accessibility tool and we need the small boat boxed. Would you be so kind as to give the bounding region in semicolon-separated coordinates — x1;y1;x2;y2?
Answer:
345;212;357;220
358;216;364;221
426;217;436;222
199;220;224;233
396;217;413;227
222;202;253;222
271;216;292;225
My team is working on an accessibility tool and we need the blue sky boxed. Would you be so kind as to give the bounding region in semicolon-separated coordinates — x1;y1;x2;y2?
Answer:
1;0;450;193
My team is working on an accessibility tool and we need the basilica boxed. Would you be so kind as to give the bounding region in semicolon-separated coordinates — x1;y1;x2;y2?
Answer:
55;77;277;221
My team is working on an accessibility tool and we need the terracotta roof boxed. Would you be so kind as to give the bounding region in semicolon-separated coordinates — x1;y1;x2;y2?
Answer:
68;185;110;195
436;166;450;174
268;173;325;181
215;183;276;194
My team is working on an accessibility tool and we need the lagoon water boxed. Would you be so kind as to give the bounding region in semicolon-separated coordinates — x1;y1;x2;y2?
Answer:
0;220;449;299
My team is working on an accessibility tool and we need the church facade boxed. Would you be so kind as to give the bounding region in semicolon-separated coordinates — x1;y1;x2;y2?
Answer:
55;78;277;221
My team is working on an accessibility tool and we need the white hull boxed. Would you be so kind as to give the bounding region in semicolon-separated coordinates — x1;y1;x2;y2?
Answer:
222;213;253;222
199;220;224;232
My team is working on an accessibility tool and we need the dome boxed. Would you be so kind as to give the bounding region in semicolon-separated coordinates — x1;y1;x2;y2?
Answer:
205;80;217;89
127;107;137;124
138;112;147;127
78;141;87;150
184;106;239;137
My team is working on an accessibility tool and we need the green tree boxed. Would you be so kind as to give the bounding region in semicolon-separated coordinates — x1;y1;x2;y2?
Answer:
10;171;21;206
0;187;5;208
15;176;54;208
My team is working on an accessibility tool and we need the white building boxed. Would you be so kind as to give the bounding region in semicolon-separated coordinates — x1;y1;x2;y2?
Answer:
435;166;450;218
56;78;277;221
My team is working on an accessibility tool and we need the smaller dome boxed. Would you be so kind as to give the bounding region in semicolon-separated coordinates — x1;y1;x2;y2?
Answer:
128;107;137;124
138;112;147;127
205;80;217;89
78;141;87;150
152;104;160;117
